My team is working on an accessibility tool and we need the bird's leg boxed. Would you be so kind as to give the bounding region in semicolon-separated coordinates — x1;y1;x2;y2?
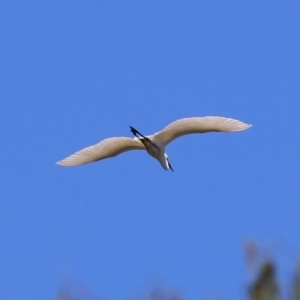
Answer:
129;126;159;150
129;126;147;139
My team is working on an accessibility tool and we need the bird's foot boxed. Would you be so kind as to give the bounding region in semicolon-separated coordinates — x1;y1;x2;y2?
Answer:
129;126;146;139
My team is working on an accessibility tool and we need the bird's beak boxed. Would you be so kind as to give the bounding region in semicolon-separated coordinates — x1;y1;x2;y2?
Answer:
168;160;174;172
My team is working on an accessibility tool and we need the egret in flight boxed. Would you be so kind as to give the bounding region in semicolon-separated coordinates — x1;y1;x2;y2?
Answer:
57;116;251;171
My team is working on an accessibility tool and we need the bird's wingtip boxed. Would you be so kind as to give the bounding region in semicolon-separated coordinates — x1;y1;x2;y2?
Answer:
56;160;64;166
238;122;252;131
56;159;73;167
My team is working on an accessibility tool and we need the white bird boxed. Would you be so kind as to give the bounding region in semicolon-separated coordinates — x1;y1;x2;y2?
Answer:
56;116;251;171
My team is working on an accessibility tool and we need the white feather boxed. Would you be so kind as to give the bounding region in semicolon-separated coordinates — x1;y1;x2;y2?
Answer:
57;137;145;166
57;116;251;170
152;116;251;146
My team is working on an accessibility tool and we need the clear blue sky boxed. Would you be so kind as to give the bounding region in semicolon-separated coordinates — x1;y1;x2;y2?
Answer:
1;1;300;299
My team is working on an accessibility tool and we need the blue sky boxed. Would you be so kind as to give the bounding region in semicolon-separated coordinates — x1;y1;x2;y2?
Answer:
1;1;300;299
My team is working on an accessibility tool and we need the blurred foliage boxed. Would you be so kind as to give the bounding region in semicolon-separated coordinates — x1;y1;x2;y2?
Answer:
248;260;279;300
293;262;300;300
245;240;300;300
56;284;182;300
56;241;300;300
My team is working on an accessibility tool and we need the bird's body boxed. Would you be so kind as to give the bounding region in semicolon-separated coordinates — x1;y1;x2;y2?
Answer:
128;126;171;170
57;116;251;171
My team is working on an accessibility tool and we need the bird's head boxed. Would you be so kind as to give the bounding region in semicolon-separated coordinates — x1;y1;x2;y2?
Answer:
164;153;174;172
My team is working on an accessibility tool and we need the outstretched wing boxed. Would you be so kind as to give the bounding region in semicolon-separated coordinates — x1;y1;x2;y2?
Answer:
153;116;252;146
56;137;145;167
